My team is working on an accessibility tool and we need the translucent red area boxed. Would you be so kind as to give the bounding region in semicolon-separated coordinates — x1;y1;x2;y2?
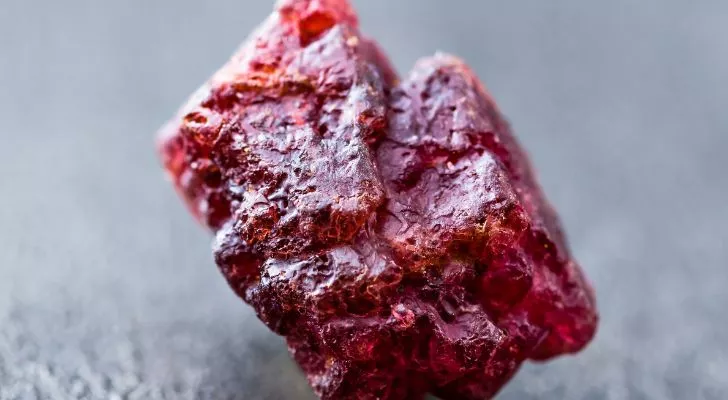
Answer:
158;0;598;398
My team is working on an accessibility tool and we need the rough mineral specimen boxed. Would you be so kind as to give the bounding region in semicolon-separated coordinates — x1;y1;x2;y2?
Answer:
158;0;598;398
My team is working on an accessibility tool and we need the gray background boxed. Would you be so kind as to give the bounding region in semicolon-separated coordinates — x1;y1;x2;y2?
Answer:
1;0;726;399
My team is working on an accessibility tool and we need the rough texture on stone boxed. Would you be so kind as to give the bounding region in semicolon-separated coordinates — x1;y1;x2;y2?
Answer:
158;0;598;398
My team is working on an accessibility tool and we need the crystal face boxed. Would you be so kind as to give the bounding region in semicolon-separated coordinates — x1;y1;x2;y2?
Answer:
158;1;598;398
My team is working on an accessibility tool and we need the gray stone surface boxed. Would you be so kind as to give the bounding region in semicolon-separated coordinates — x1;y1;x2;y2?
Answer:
1;0;726;399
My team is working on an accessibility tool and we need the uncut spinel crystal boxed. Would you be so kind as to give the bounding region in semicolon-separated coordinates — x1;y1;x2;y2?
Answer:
158;0;598;398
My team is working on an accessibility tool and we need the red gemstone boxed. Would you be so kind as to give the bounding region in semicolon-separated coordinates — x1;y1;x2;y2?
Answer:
158;0;598;398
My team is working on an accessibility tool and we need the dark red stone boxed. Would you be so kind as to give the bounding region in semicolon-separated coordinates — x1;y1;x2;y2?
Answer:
158;0;598;398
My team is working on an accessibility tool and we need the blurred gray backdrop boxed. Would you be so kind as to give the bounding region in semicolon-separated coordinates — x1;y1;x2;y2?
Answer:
1;0;727;399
